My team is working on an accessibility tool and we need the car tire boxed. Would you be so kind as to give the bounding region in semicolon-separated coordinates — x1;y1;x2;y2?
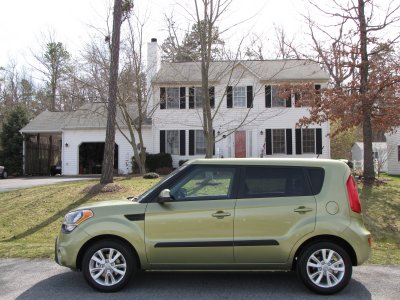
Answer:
82;239;136;292
1;171;7;179
297;242;352;295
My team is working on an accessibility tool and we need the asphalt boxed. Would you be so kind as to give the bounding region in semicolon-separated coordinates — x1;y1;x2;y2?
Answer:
1;259;399;299
0;176;99;192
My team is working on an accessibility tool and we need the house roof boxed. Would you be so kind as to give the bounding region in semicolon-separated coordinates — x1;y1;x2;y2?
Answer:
20;102;150;134
152;60;330;84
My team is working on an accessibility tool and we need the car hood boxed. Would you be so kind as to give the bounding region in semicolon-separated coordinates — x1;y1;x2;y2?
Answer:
74;199;146;217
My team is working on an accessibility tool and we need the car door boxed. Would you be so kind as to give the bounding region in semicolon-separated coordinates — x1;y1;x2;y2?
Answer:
234;166;316;264
145;165;238;265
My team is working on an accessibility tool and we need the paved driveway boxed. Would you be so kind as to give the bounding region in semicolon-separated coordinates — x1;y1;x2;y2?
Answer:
0;176;99;192
1;259;399;299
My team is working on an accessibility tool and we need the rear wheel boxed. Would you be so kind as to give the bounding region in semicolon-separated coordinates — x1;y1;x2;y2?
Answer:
1;171;7;179
297;242;352;294
82;240;136;292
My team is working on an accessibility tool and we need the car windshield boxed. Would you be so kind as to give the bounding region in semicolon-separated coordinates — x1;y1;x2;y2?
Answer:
136;164;187;202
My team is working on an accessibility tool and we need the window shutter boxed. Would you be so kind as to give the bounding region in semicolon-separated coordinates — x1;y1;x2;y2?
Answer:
315;84;321;91
265;85;272;108
213;130;215;155
189;130;195;155
286;129;293;155
160;87;166;109
180;130;186;155
209;87;215;108
227;86;233;108
160;130;166;153
265;129;272;155
316;128;323;154
295;129;302;155
189;87;195;109
180;87;186;109
247;86;253;108
286;93;292;108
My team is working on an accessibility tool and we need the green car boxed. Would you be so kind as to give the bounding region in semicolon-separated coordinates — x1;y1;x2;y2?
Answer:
55;158;371;294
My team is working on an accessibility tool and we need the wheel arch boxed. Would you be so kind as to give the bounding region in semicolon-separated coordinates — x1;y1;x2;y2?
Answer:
291;235;358;270
76;234;141;271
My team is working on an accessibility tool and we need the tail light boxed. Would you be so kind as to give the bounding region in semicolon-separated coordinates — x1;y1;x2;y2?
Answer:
346;176;361;213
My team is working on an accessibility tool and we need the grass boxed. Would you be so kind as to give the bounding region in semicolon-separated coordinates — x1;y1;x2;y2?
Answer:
0;174;399;264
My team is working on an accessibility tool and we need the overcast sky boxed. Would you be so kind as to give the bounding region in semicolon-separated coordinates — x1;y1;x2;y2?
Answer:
0;0;307;67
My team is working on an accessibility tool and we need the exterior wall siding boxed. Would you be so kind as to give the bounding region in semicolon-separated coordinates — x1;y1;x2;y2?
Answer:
152;65;330;167
62;127;152;175
386;131;400;175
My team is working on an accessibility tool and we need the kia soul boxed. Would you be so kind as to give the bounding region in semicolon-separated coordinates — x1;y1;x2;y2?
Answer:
55;158;371;294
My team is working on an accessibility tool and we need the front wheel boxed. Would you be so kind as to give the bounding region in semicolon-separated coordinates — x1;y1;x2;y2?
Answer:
82;240;136;292
297;242;352;295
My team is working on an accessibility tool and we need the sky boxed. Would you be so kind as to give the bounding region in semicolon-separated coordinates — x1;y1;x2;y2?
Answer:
0;0;306;67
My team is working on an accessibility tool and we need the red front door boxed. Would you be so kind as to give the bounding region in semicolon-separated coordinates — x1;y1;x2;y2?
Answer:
235;131;246;158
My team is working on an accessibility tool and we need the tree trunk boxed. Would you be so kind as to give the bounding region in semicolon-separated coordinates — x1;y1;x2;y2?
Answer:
100;0;123;184
358;0;375;180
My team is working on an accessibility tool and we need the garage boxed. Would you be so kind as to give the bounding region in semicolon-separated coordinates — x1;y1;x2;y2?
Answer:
79;142;119;174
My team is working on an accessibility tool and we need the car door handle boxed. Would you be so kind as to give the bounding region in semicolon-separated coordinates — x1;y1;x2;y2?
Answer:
212;211;231;219
294;206;313;214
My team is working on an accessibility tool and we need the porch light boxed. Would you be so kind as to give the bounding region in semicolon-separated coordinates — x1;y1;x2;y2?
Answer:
260;130;264;135
65;143;69;147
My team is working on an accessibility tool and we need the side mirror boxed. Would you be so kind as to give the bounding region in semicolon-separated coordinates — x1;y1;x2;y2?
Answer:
158;189;171;203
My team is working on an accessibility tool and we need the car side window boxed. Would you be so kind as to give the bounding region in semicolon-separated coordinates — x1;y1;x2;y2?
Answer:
240;166;309;198
169;166;236;201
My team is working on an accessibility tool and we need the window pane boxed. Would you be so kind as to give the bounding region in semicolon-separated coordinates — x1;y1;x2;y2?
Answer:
195;130;206;155
195;87;203;108
166;87;179;109
271;86;285;107
233;86;246;107
242;167;307;198
307;168;325;195
170;166;236;201
272;129;286;154
302;129;315;153
166;130;179;154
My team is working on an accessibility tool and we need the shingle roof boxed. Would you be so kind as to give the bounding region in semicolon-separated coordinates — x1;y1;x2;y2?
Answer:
152;60;330;84
20;102;148;134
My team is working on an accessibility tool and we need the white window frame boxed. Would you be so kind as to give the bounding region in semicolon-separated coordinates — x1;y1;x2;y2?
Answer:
302;128;316;154
195;130;206;155
272;129;286;154
166;130;180;155
233;86;246;108
166;87;180;109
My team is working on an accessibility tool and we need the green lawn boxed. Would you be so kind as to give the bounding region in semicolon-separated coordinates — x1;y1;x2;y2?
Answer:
0;174;399;264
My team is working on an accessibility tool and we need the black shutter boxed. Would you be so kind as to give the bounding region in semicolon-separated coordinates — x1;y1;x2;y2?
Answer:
286;93;292;108
180;130;186;155
316;128;323;154
209;87;215;108
247;86;253;108
213;130;215;155
315;84;321;91
189;130;195;155
189;87;195;109
265;129;272;155
295;129;302;155
180;87;186;109
286;129;293;155
227;86;233;108
160;130;166;153
160;87;166;109
265;85;272;108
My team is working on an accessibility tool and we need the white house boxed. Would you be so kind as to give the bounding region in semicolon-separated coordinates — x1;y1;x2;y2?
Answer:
149;40;331;166
385;131;400;175
351;142;388;173
20;39;331;175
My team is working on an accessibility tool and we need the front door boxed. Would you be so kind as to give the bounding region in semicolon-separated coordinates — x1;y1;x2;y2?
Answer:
234;166;316;264
235;131;246;158
145;165;238;265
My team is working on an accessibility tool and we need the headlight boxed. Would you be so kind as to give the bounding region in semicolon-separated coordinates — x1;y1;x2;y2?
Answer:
62;209;93;233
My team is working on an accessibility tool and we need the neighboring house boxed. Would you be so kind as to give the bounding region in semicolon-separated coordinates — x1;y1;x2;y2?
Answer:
148;40;331;166
20;102;152;175
351;142;388;173
385;130;400;175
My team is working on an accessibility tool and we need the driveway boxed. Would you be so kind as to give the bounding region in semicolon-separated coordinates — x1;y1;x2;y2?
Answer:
0;176;99;192
0;259;399;299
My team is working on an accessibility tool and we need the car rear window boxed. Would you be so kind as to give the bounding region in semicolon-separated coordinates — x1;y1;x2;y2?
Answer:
306;168;325;195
